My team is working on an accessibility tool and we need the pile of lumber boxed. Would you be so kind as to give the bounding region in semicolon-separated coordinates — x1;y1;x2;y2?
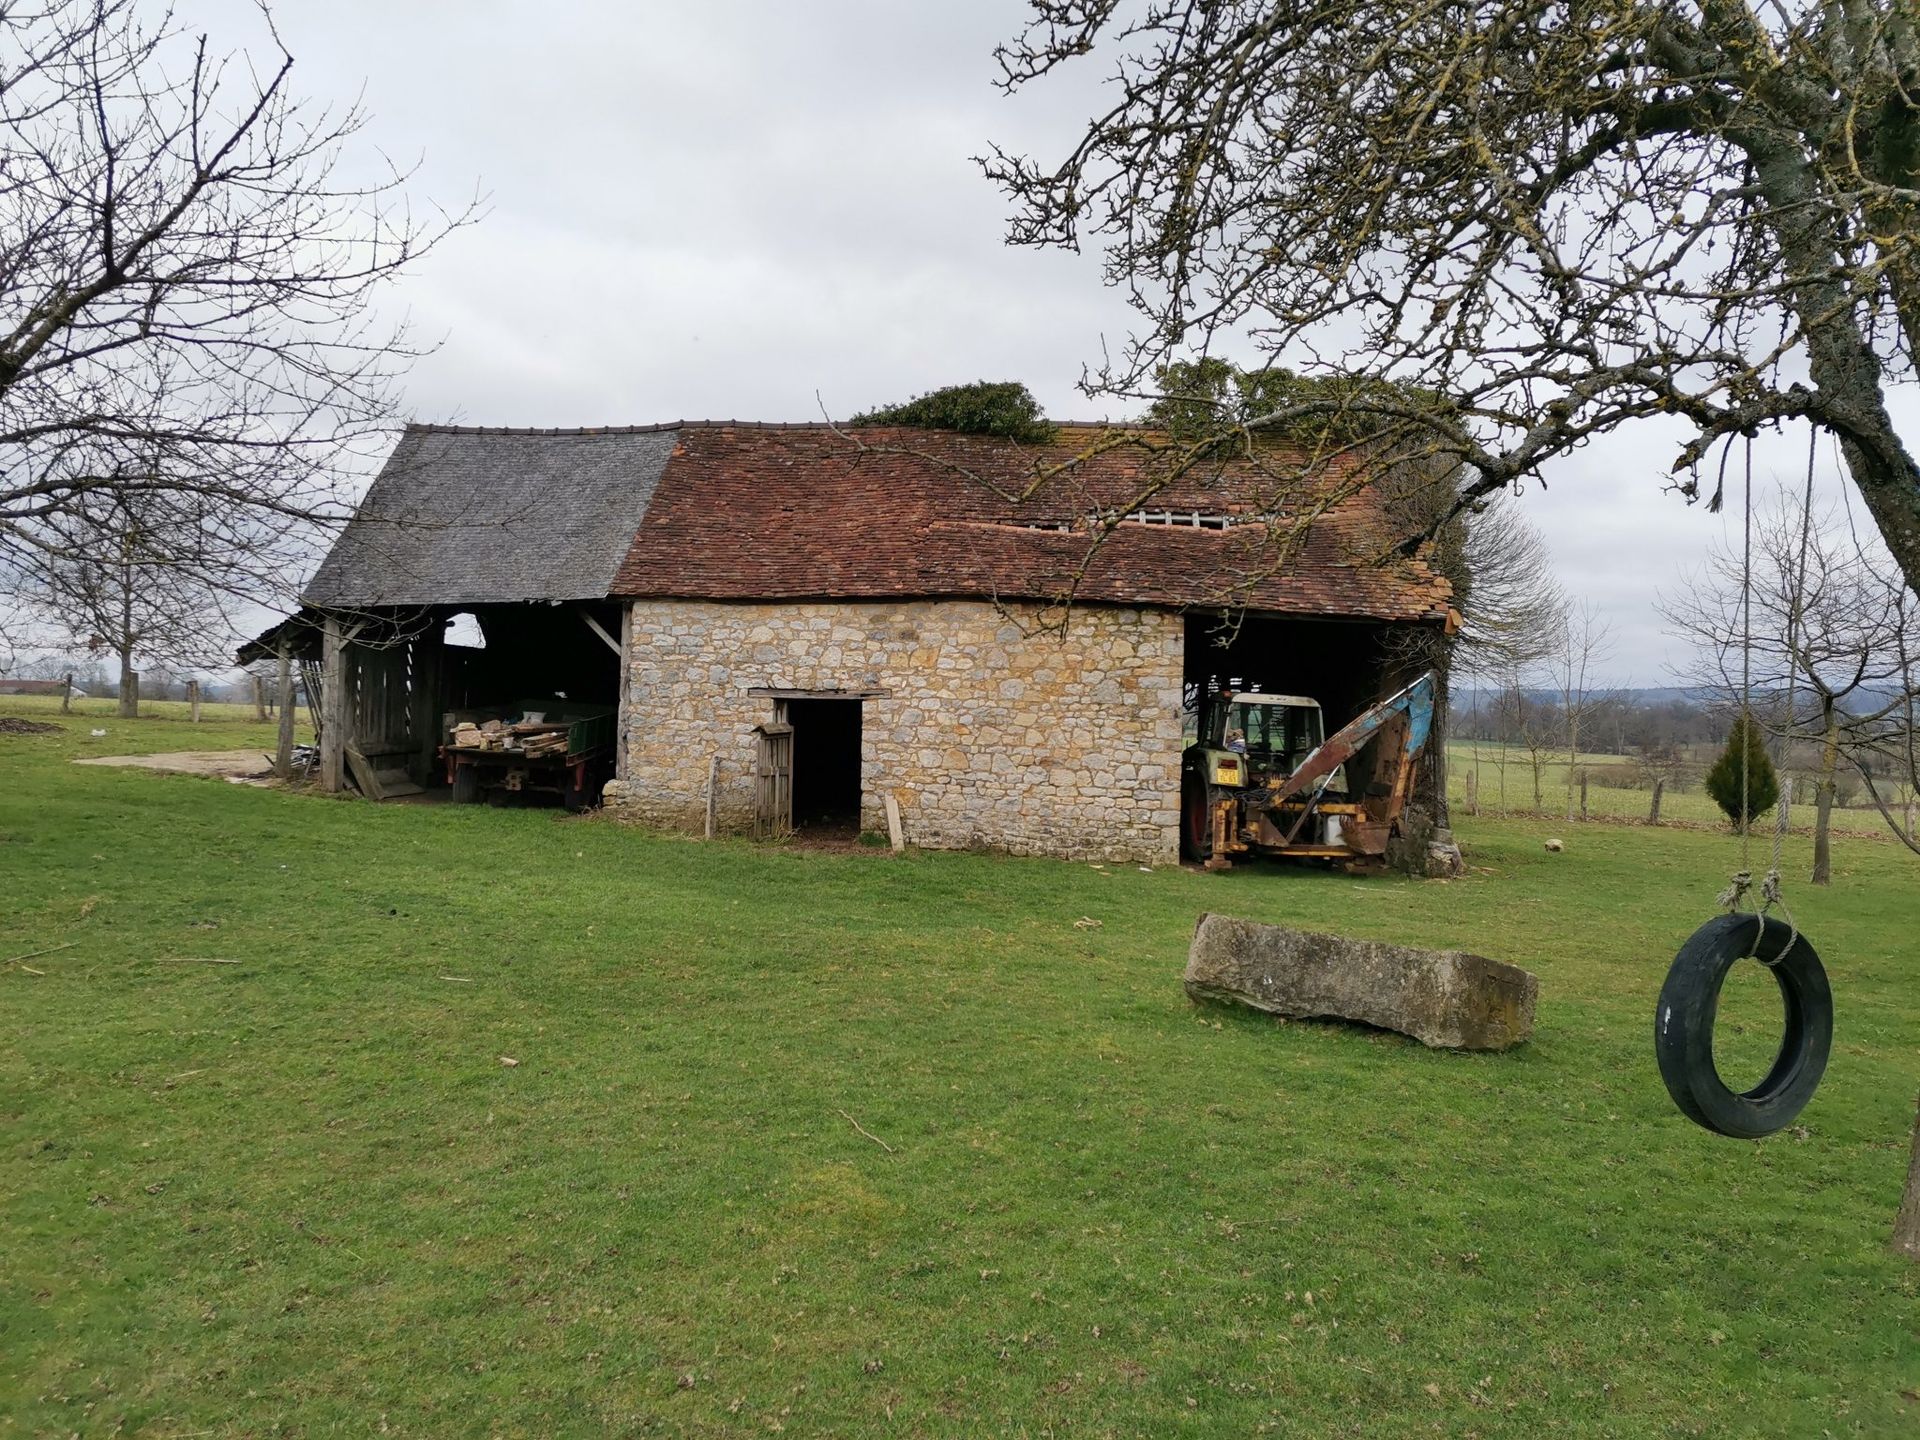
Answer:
448;717;570;756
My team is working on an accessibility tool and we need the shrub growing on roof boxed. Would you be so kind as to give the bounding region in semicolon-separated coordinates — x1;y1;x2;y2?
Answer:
850;381;1056;444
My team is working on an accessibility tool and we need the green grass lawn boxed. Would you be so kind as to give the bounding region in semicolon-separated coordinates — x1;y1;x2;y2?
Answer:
3;702;1918;1436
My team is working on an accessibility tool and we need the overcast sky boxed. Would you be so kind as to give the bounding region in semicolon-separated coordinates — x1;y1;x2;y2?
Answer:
202;0;1920;685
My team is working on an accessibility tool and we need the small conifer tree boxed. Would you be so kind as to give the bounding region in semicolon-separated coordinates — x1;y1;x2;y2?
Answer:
1704;710;1780;832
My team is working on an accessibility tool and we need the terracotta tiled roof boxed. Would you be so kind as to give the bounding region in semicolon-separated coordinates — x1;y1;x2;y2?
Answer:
610;424;1451;623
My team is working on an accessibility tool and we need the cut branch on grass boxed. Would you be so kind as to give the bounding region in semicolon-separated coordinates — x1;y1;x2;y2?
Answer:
838;1109;895;1154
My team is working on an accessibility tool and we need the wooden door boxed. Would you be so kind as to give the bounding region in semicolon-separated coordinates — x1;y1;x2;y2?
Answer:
755;722;794;838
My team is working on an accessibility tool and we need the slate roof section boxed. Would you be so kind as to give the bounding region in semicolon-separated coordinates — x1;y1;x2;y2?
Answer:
302;425;677;607
611;424;1452;623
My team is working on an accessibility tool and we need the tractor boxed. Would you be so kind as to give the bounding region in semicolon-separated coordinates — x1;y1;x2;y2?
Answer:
1180;671;1438;867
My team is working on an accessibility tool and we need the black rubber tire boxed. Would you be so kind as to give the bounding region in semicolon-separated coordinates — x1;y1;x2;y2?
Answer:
450;763;481;805
1654;914;1832;1139
1181;771;1214;862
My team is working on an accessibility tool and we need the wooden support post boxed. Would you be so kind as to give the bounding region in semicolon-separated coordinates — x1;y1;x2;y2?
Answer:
412;624;445;784
1463;770;1478;816
60;673;71;713
187;679;201;723
1648;778;1665;826
615;605;632;782
320;617;347;794
275;643;296;779
704;754;719;839
884;791;905;852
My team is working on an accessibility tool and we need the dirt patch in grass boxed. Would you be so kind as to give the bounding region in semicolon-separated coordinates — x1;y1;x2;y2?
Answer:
0;716;62;735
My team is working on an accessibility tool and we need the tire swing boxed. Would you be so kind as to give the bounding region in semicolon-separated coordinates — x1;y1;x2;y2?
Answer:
1654;432;1832;1139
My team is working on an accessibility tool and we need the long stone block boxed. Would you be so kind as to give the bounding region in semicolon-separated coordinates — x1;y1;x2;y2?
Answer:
1184;913;1537;1051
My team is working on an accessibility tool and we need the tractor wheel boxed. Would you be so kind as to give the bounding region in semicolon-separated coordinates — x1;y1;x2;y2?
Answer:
1181;772;1214;863
450;762;481;805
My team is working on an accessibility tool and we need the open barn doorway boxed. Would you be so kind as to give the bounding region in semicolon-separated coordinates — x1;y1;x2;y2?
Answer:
788;697;864;835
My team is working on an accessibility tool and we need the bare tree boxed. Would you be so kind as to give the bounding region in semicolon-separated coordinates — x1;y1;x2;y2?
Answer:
0;0;473;609
987;3;1920;598
1547;601;1616;822
1660;481;1920;878
1455;492;1569;682
20;487;222;715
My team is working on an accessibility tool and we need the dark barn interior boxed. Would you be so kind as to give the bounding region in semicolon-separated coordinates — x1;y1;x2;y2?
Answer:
788;697;864;831
1181;611;1438;803
447;602;624;712
1183;613;1407;732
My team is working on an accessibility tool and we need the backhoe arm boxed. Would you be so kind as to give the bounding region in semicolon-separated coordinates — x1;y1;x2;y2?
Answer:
1269;672;1437;804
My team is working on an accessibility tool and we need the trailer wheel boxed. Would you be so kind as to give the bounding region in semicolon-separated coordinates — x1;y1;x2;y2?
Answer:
1181;772;1214;862
450;762;481;805
1654;914;1832;1138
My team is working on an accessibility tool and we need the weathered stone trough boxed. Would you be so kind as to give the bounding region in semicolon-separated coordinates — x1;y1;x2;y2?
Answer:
1184;914;1538;1051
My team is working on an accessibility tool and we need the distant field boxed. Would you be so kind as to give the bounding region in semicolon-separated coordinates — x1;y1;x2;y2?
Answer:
0;691;309;748
1446;741;1907;837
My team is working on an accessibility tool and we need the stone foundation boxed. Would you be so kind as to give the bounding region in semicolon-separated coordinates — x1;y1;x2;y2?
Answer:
606;598;1185;863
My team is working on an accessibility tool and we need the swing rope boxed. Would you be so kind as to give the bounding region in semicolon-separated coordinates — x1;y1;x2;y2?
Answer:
1717;427;1818;959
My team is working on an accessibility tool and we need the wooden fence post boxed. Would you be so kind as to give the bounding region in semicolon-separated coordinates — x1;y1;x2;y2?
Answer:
704;754;719;839
1464;769;1478;816
275;643;296;780
187;679;201;723
1648;778;1665;826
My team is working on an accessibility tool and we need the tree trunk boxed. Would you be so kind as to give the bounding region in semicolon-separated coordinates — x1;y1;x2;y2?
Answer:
1812;709;1840;886
1464;769;1478;816
60;673;71;713
187;679;200;723
275;644;296;780
1531;756;1543;811
117;649;137;718
1648;778;1665;826
1579;771;1589;820
252;675;267;723
1893;1092;1920;1263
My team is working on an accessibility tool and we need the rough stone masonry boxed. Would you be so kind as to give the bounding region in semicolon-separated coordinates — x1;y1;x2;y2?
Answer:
602;597;1187;863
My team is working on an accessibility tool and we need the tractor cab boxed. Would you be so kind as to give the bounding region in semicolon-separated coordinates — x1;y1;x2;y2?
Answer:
1206;692;1327;785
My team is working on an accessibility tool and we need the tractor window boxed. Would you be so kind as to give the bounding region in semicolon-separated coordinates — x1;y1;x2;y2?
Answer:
1228;703;1323;767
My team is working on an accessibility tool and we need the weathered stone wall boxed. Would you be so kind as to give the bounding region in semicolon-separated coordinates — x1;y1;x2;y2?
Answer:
602;598;1186;862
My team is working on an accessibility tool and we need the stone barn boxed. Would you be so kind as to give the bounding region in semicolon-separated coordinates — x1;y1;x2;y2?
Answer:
255;420;1452;862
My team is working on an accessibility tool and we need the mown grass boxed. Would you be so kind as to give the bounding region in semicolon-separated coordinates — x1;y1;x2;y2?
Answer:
3;701;1918;1437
